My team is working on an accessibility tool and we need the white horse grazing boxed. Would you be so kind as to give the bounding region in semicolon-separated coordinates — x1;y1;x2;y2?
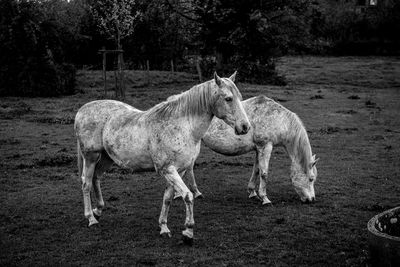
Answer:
74;72;250;244
184;95;319;205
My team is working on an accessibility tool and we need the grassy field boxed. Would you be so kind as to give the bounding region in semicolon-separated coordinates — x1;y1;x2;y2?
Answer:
1;56;400;266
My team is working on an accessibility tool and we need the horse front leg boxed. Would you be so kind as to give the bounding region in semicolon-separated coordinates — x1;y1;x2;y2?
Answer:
173;170;186;200
248;151;259;199
257;143;273;205
173;167;203;199
160;166;194;245
159;185;174;237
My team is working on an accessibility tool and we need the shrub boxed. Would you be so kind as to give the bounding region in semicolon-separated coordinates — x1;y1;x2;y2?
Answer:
200;56;286;86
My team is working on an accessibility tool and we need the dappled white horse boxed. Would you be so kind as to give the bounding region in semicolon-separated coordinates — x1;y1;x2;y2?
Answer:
74;72;250;243
184;95;319;204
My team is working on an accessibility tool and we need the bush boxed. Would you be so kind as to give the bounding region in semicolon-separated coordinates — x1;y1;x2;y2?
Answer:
0;60;76;97
200;56;286;86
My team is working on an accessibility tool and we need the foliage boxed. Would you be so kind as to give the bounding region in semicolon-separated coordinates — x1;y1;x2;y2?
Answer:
89;0;141;45
310;0;400;55
170;0;305;83
0;0;76;96
123;0;193;71
1;0;400;96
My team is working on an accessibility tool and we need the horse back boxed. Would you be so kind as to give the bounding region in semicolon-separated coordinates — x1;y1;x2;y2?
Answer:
244;95;295;146
75;100;138;153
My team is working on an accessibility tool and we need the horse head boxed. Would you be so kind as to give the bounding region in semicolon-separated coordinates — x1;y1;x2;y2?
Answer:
291;154;319;203
211;71;250;135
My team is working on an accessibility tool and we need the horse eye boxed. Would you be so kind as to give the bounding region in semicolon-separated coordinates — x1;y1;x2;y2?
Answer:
225;97;233;102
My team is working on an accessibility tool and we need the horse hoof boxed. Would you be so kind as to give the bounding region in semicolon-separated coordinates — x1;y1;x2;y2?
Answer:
262;200;273;206
182;235;194;246
194;192;204;199
174;194;183;200
93;213;100;221
160;232;172;238
88;221;99;228
248;191;258;199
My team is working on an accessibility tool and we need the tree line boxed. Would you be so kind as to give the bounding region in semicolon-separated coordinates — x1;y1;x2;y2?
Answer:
1;0;399;96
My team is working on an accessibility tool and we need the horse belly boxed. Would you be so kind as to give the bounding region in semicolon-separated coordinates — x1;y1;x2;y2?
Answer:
103;127;154;171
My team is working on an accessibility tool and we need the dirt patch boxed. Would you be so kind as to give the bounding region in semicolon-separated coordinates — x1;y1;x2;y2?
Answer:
310;94;324;100
34;152;75;167
348;95;361;100
319;126;359;134
336;110;357;115
32;116;75;125
365;100;381;110
0;138;21;145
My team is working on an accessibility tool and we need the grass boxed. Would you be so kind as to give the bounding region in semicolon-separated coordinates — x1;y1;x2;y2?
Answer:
1;56;400;266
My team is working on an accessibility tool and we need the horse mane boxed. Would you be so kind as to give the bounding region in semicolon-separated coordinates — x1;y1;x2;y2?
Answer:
146;78;241;120
146;80;214;119
286;111;312;173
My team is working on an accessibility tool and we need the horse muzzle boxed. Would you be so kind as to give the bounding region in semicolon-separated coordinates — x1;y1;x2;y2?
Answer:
234;122;250;135
302;196;316;204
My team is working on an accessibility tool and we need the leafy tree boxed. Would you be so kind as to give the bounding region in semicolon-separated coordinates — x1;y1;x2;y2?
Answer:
166;0;312;84
90;0;140;48
123;0;194;71
89;0;141;98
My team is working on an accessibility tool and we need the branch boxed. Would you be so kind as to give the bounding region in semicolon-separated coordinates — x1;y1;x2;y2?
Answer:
165;0;200;23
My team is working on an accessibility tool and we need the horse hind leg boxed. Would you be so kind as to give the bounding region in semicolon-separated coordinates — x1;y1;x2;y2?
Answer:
257;143;273;205
92;152;113;220
248;151;260;199
81;151;101;227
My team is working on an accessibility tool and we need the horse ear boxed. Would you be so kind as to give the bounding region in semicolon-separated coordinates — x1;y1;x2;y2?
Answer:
229;71;237;82
310;157;320;168
214;71;222;86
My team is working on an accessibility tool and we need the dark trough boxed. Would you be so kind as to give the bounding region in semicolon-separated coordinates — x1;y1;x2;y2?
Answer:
368;206;400;267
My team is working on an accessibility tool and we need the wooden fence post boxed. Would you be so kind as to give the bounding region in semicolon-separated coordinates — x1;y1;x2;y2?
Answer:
170;59;174;73
119;50;126;99
102;46;107;97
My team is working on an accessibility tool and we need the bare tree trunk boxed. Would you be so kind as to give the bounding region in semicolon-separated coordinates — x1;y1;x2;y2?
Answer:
216;51;223;71
196;56;202;82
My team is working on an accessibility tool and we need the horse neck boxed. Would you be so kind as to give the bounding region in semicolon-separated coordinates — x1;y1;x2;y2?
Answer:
187;83;216;141
284;114;312;175
166;81;215;141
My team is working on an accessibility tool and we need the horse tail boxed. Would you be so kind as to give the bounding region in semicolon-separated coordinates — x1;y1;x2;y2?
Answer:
77;140;83;181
